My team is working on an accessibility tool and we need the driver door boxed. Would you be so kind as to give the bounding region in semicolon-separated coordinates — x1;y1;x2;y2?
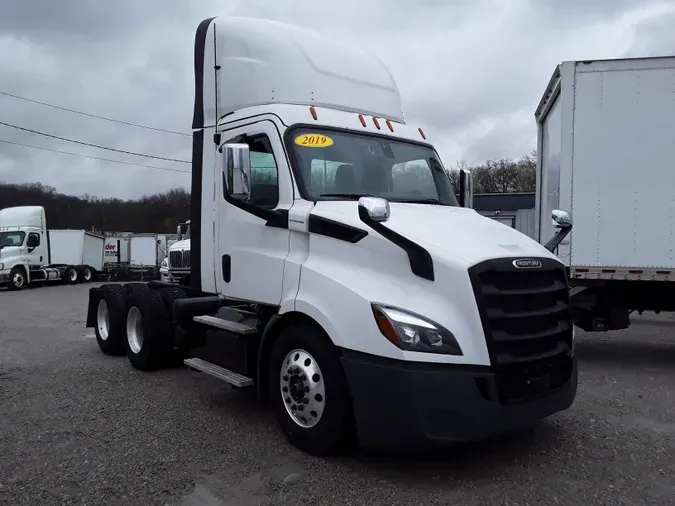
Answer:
215;120;293;305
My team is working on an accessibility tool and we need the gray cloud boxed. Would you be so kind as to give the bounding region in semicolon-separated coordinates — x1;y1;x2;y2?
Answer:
0;0;673;198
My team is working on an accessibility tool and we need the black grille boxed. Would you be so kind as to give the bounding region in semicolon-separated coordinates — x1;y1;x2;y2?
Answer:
169;250;191;269
469;257;574;403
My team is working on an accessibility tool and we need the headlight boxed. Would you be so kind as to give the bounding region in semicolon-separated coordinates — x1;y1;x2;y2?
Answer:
161;258;168;268
371;304;462;355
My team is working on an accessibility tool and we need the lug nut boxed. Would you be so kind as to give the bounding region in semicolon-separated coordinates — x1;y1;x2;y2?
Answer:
303;398;309;404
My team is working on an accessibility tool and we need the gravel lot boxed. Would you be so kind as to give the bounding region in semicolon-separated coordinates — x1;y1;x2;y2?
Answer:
1;283;673;506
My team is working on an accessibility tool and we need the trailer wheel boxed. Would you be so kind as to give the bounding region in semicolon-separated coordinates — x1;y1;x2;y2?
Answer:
7;267;27;291
125;288;172;371
268;322;355;456
94;284;128;355
81;265;95;283
64;265;80;285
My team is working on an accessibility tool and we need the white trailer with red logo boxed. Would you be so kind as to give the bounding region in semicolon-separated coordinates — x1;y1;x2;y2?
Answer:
104;236;130;264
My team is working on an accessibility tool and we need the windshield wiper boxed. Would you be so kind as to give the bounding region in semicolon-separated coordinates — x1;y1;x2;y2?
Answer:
404;198;444;205
320;193;370;200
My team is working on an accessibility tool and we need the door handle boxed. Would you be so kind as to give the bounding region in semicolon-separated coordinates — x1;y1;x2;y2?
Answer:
222;254;231;282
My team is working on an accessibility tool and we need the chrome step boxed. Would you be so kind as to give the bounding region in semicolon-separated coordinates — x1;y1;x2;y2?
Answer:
184;357;254;388
193;315;258;335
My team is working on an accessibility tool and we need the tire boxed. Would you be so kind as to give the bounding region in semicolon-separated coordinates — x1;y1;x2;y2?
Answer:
268;323;356;456
94;284;128;355
124;282;149;295
125;288;172;371
64;265;79;285
157;287;187;317
157;287;189;365
7;267;27;291
80;265;95;283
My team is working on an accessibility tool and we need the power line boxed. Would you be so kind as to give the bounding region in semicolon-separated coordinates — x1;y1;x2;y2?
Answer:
0;90;190;137
0;120;190;164
0;138;191;174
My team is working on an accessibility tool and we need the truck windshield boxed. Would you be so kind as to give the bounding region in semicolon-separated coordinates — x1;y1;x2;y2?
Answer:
287;128;459;205
0;231;25;248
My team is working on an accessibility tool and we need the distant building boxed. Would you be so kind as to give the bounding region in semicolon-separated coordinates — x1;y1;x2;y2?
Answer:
473;192;535;239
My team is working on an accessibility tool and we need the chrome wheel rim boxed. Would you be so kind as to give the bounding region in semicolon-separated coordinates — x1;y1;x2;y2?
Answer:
69;269;77;281
126;306;143;354
280;349;326;428
97;299;110;340
12;272;24;288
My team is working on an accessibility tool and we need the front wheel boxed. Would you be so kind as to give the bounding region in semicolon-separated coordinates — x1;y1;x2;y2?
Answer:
7;267;26;291
268;323;355;456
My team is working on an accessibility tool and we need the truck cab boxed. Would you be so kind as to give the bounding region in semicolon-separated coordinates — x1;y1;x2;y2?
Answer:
160;221;191;284
1;206;100;290
86;16;577;456
0;206;48;289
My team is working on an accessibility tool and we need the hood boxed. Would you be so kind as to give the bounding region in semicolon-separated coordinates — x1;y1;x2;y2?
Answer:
0;245;21;259
311;201;558;266
169;239;190;251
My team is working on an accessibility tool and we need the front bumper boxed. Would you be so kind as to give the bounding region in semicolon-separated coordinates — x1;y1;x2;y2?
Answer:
341;351;577;450
161;269;189;284
0;271;9;285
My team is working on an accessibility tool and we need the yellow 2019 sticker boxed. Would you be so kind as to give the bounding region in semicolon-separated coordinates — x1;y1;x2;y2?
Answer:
294;133;334;148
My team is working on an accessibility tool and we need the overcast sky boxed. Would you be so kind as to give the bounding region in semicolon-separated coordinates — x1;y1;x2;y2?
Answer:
1;0;674;199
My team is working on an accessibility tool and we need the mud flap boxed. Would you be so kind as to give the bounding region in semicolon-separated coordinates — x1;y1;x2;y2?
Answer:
85;287;100;327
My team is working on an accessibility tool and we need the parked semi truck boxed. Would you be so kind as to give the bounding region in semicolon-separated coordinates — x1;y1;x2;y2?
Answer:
160;220;191;284
535;56;675;332
86;16;577;455
0;206;103;290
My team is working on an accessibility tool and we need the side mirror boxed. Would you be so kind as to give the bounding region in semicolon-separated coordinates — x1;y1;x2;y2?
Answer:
27;235;39;249
222;143;251;200
459;168;473;208
358;196;390;223
544;209;573;253
176;224;182;238
551;209;572;229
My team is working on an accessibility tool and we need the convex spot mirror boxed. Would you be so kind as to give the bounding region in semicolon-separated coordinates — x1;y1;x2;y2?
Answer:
551;209;572;230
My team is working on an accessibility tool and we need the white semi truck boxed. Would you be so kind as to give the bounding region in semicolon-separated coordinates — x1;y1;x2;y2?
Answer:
86;16;577;455
160;220;191;284
0;206;103;290
535;56;675;331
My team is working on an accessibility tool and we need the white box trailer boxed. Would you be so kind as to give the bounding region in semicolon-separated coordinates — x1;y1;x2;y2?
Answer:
129;234;159;267
535;56;675;331
49;230;105;271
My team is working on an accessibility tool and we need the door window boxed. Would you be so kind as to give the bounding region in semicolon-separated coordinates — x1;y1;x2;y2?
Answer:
224;134;279;209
